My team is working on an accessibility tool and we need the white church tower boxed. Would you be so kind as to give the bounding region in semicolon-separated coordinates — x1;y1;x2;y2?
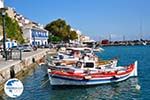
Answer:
0;0;4;8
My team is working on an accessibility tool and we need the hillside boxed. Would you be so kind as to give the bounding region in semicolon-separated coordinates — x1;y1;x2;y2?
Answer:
0;14;24;43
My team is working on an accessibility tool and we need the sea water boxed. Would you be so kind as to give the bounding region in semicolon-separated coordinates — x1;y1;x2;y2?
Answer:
1;45;150;100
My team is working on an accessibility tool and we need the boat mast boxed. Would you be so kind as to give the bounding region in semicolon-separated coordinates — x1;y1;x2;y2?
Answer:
123;35;125;41
109;34;111;42
139;18;143;40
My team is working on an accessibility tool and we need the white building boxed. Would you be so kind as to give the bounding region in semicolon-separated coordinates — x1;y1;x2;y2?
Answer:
5;40;17;48
0;39;17;49
5;6;48;46
80;35;90;42
70;28;95;44
22;27;49;46
0;0;4;8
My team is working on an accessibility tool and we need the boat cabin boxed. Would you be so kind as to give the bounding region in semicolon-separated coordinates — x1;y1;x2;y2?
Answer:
76;60;96;70
57;47;93;59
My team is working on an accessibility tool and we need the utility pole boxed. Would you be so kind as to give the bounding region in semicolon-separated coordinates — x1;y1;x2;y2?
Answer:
123;35;125;41
109;34;111;41
1;7;7;60
140;19;143;40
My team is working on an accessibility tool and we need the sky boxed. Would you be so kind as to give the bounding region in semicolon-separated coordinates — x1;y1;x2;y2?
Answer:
5;0;150;41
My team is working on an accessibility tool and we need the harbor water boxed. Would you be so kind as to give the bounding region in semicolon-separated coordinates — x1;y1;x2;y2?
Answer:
1;45;150;100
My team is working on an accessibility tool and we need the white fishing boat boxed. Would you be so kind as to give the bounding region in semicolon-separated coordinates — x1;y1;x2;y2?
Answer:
48;47;94;65
48;59;137;85
54;47;93;59
142;42;147;45
93;47;104;52
47;49;117;69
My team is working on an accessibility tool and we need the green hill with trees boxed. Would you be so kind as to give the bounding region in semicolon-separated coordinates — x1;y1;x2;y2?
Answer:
0;14;24;43
45;19;78;43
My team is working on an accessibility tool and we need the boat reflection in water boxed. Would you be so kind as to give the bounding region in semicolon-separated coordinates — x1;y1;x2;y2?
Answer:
50;78;140;100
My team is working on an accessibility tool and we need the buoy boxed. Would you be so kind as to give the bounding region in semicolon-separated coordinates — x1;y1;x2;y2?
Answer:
10;67;15;78
135;84;141;90
50;56;53;59
39;62;45;66
32;57;35;63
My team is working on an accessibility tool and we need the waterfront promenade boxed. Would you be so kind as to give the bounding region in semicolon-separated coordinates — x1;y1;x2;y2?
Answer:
0;48;56;91
0;49;48;71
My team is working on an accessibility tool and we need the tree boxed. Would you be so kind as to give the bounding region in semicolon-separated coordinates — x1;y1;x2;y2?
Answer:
48;34;61;43
69;30;78;40
0;14;25;43
45;19;78;42
51;36;61;43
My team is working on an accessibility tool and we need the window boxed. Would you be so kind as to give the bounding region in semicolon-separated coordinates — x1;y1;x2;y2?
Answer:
38;41;40;45
32;30;36;37
32;41;34;45
84;62;94;68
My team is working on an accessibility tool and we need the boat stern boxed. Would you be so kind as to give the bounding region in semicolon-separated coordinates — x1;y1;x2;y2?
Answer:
130;61;138;77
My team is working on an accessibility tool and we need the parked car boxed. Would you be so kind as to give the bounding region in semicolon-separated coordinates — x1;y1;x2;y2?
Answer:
22;44;32;52
11;45;23;51
37;44;50;48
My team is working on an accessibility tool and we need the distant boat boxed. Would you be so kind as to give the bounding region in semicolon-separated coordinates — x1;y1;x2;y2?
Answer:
93;47;104;52
142;42;147;45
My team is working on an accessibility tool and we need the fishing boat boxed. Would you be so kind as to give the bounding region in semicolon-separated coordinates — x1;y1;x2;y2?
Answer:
47;47;117;67
47;60;138;85
51;47;93;60
48;58;118;71
93;47;104;52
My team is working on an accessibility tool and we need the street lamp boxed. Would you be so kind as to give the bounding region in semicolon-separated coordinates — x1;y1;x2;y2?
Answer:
0;7;7;60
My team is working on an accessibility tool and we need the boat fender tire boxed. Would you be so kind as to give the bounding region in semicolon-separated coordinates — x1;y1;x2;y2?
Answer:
112;76;118;80
10;67;15;78
76;61;82;68
32;57;35;63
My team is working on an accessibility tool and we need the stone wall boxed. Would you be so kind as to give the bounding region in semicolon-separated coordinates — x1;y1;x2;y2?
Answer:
0;50;49;91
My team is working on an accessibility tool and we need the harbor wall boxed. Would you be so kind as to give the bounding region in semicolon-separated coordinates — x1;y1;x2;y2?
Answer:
0;49;56;91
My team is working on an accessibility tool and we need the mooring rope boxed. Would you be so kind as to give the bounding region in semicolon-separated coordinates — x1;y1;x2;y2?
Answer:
0;73;5;79
40;79;49;87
